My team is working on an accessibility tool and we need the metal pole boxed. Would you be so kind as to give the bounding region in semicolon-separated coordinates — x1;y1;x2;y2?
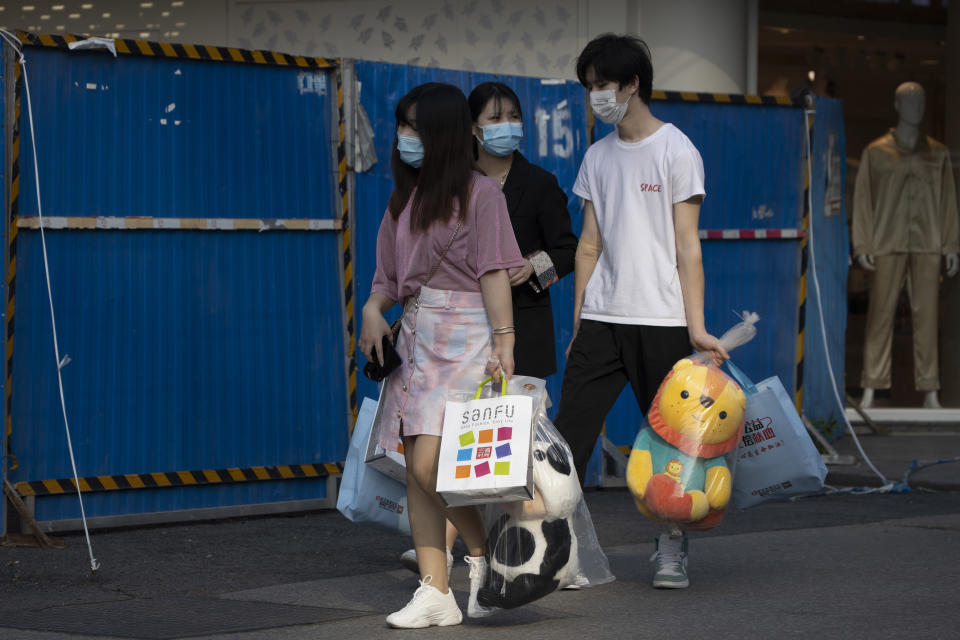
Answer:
0;39;15;540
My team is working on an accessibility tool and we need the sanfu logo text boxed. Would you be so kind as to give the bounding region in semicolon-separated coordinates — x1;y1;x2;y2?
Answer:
462;403;516;425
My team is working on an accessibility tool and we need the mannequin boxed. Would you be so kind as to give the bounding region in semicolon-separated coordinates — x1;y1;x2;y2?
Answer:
853;82;960;409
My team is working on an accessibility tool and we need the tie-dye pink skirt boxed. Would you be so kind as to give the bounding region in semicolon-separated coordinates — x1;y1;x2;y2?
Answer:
378;286;492;452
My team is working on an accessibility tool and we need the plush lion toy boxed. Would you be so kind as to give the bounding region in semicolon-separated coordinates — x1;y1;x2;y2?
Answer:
627;358;746;531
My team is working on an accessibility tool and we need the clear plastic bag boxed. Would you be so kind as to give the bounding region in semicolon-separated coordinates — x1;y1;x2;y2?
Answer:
627;312;759;532
470;376;615;609
691;310;760;365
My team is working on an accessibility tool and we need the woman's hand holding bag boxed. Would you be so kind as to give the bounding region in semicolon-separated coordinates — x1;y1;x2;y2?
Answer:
359;299;395;379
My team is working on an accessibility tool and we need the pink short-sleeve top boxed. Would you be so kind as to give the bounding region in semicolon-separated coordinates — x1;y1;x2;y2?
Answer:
372;173;525;304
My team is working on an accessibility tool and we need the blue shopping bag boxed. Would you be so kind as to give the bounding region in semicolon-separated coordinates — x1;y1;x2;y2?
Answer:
725;361;828;508
337;397;411;535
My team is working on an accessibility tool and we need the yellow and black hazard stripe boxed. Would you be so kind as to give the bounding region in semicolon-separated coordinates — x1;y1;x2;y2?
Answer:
592;90;798;140
336;63;358;429
14;462;344;497
795;107;815;410
652;89;799;107
4;63;21;471
15;30;335;70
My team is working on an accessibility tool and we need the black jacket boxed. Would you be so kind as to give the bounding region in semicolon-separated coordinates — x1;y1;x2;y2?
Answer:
501;153;578;377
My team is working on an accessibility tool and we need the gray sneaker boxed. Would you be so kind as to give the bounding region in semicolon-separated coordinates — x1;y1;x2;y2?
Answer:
650;533;689;589
399;548;454;578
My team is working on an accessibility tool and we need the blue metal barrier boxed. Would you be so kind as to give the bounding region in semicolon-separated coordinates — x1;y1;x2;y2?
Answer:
6;44;348;525
2;44;847;520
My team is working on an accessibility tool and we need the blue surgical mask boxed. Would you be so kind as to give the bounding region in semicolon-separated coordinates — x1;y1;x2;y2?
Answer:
397;134;424;168
477;122;523;157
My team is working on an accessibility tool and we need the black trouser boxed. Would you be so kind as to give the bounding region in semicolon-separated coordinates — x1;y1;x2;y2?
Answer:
554;320;691;485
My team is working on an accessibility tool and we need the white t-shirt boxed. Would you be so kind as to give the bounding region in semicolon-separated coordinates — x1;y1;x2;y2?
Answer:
572;123;705;326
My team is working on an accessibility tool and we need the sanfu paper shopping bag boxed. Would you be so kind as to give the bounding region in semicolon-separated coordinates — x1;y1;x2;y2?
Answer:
437;378;534;507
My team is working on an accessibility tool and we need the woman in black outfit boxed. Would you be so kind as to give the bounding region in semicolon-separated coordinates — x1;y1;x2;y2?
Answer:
400;81;578;574
468;81;578;377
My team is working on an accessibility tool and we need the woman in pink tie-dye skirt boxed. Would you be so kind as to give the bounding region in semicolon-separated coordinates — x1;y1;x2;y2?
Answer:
358;82;525;629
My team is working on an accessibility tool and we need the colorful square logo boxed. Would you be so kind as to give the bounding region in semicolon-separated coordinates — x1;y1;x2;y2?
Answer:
478;429;493;444
455;465;471;479
474;461;491;477
495;443;511;458
459;431;475;447
494;461;510;476
497;427;512;441
457;448;472;462
476;446;492;460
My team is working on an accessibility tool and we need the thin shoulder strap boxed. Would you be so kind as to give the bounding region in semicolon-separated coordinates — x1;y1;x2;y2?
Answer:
422;218;463;287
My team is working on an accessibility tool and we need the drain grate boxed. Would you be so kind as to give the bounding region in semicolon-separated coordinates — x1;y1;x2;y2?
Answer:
0;596;367;639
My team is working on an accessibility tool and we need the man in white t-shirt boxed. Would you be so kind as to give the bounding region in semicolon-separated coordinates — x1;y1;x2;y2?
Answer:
554;33;728;591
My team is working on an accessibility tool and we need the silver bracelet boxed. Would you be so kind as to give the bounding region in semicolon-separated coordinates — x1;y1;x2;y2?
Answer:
492;328;516;335
492;325;515;332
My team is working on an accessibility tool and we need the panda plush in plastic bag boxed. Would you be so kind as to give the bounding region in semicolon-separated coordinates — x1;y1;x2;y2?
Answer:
477;438;582;608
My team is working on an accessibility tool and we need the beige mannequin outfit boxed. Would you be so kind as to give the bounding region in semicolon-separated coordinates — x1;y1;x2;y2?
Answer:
853;130;959;391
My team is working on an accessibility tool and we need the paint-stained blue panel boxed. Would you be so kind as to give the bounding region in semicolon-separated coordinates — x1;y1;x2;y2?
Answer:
594;102;807;230
10;46;346;520
19;47;335;220
353;61;586;413
803;97;848;438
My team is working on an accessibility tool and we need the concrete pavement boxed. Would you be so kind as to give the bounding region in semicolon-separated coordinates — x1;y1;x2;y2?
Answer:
1;429;958;639
826;431;960;491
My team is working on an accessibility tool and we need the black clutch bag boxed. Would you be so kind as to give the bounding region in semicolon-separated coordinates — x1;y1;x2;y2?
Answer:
362;335;402;382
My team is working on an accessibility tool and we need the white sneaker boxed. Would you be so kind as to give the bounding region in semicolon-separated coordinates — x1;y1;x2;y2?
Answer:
386;575;462;628
650;533;689;589
464;555;496;618
399;548;454;578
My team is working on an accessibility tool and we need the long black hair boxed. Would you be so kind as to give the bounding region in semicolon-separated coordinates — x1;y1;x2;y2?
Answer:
388;83;473;232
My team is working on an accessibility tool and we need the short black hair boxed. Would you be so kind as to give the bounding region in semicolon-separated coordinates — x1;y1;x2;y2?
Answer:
576;33;653;105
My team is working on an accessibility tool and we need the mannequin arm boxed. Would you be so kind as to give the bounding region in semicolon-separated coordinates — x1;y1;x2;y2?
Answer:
857;254;876;271
940;151;959;261
852;149;874;258
947;254;959;278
